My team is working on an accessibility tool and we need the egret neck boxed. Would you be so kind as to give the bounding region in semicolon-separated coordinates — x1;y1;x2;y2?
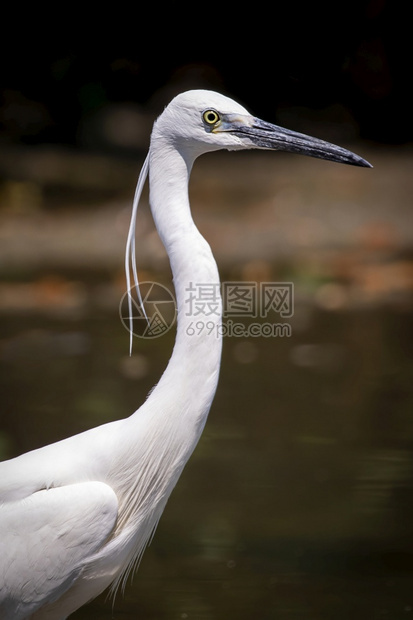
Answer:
146;139;222;436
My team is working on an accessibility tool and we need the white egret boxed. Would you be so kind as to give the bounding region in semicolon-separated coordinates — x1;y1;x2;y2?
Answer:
0;90;371;619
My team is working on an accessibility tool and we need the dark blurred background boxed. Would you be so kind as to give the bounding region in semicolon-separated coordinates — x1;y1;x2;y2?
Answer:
2;2;413;619
0;0;411;150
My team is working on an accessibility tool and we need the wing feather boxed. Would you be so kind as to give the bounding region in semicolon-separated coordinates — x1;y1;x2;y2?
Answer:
0;481;118;619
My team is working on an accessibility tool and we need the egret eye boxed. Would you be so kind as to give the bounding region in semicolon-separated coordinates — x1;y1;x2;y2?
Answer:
203;109;221;126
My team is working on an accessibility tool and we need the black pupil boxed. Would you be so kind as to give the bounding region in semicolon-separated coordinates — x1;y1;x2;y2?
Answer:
207;112;216;123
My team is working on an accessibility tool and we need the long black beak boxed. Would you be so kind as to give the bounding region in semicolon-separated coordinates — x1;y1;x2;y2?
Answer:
230;117;372;168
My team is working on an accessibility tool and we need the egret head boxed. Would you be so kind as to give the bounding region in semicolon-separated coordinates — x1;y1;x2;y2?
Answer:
153;89;372;168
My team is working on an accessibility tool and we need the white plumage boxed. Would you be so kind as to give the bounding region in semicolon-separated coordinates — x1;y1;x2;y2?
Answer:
0;90;371;619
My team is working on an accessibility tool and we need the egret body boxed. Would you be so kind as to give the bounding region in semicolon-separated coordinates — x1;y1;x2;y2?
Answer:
0;90;371;619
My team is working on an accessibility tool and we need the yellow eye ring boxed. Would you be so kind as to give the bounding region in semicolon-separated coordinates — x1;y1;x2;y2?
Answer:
203;109;220;125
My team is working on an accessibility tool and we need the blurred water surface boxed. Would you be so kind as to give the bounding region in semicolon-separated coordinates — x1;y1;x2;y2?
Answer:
1;147;413;619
